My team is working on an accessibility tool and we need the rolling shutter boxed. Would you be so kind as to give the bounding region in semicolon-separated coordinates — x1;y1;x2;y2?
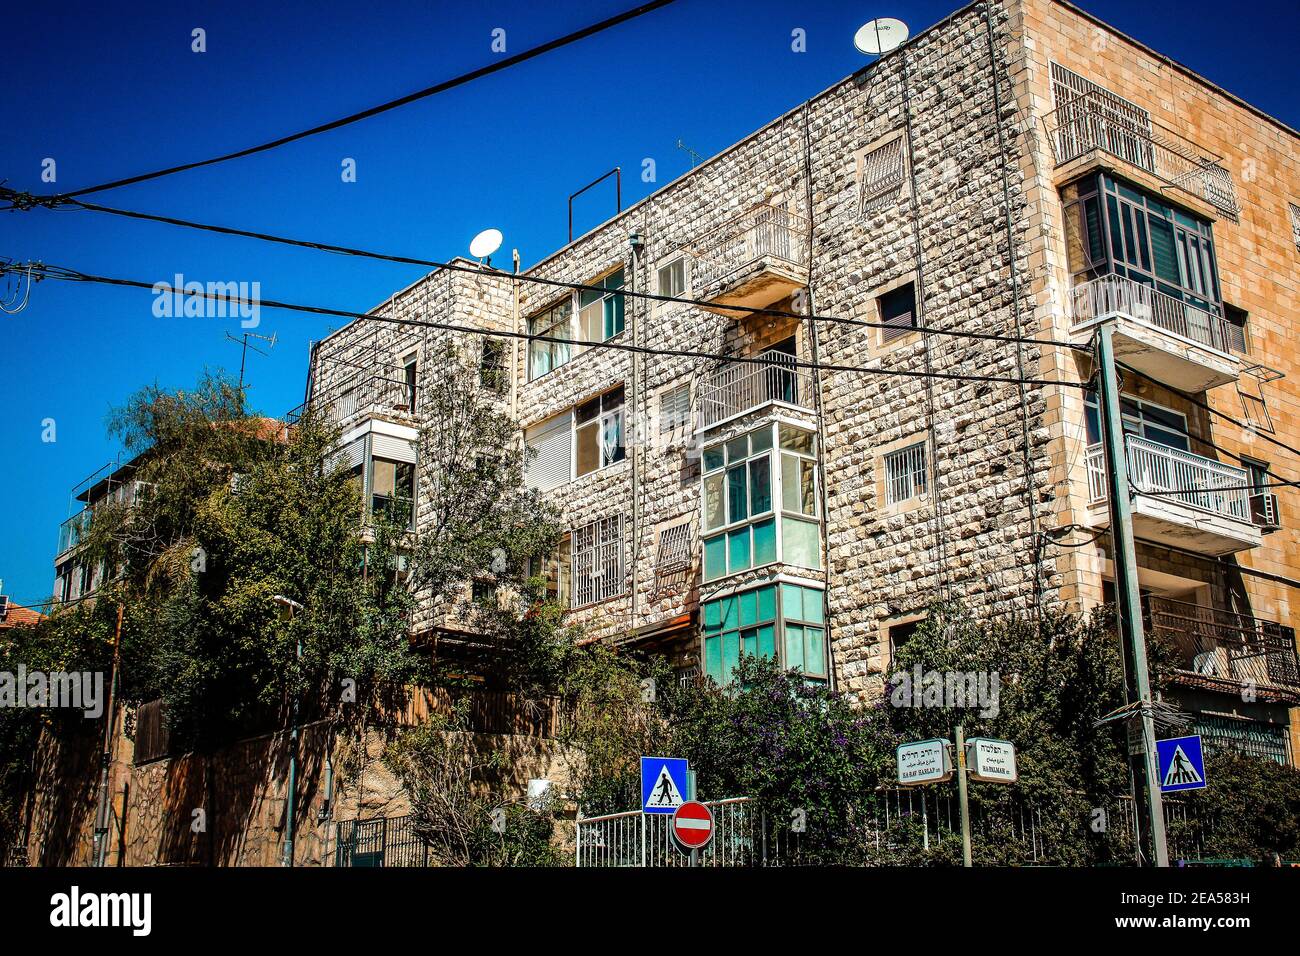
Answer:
371;433;416;464
525;414;572;492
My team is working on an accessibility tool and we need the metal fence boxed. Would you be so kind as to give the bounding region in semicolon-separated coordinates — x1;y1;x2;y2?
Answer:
685;203;809;290
335;815;429;867
1149;596;1300;695
1085;435;1252;524
697;349;814;428
575;792;1207;867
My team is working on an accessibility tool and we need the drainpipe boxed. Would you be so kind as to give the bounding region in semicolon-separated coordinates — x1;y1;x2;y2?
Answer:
273;595;304;867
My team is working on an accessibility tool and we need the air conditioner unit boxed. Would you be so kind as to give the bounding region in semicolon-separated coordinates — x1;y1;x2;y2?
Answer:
1250;492;1281;532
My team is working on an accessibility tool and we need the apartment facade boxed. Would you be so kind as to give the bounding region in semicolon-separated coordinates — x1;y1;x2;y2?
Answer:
301;0;1300;763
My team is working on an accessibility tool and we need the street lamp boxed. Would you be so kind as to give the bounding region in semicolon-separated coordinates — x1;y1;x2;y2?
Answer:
272;594;304;867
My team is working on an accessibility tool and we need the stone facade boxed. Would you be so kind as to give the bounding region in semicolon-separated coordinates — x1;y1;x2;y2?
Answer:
302;0;1300;762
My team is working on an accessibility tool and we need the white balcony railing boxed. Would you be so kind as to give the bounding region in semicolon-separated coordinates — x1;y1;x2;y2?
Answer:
685;203;809;291
1085;435;1251;523
1069;275;1242;355
698;350;814;428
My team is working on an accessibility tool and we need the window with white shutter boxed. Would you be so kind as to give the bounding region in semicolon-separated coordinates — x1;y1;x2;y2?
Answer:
525;414;572;492
659;383;691;433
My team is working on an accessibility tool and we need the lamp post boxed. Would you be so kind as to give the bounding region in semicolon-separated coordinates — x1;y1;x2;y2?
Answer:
272;594;304;868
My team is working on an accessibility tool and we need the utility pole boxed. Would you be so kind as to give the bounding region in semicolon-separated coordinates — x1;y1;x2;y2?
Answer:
954;725;972;868
1094;322;1169;867
93;603;124;867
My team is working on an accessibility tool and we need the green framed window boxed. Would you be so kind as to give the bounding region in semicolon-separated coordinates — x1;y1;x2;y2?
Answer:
701;582;826;685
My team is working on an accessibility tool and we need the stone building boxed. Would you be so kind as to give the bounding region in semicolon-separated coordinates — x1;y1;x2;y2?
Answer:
301;0;1300;765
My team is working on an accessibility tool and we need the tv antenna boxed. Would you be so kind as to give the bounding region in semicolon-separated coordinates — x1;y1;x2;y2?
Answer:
224;330;277;391
853;17;909;55
676;139;704;168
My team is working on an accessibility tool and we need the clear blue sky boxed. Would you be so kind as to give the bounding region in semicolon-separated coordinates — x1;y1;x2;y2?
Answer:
2;0;1297;609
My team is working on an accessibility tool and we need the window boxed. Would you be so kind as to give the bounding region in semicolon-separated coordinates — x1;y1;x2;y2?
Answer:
1223;303;1249;354
1084;396;1188;451
879;282;917;343
571;515;625;606
702;423;820;581
578;269;625;343
525;414;572;492
528;300;572;380
701;582;826;686
401;352;418;412
655;520;692;573
857;135;907;217
888;618;923;662
575;386;625;477
1290;202;1300;252
657;257;687;299
480;339;508;394
371;457;415;527
527;536;571;607
884;441;928;506
528;269;626;380
659;383;691;433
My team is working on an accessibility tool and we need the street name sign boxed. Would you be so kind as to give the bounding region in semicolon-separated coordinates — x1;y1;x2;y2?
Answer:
966;737;1018;784
897;738;953;785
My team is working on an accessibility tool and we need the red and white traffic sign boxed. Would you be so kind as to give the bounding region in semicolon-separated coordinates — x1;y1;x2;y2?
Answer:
671;800;715;851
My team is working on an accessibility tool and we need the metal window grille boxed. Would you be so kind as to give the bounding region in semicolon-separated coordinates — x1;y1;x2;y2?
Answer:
571;514;625;607
659;384;691;433
1290;202;1300;252
1050;62;1154;172
858;136;906;217
655;520;692;572
884;442;928;505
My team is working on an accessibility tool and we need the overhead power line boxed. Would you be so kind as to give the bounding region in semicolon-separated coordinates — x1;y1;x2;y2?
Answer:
9;259;1094;392
12;0;677;201
3;190;1092;354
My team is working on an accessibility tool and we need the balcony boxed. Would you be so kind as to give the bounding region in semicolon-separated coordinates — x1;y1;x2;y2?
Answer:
684;204;809;316
697;350;815;430
1085;435;1264;555
1148;597;1300;703
295;372;417;430
1068;275;1241;392
57;509;92;556
1043;92;1240;220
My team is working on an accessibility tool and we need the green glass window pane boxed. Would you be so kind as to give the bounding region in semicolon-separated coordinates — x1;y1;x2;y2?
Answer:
1084;196;1104;264
785;624;805;672
704;446;724;472
704;534;727;581
1106;195;1124;262
779;424;814;455
756;585;776;622
722;632;740;681
605;293;625;338
749;426;773;453
725;435;749;463
1149;218;1178;284
720;595;738;632
727;465;748;523
741;629;757;658
704;635;722;683
703;599;722;630
704;472;725;530
801;588;824;624
804;627;825;676
752;517;777;565
739;589;758;627
783;455;817;515
781;517;821;570
781;583;803;621
757;624;776;660
749;455;772;515
728;526;751;572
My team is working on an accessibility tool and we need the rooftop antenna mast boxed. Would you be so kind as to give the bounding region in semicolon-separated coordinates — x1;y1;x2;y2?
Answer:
676;139;704;168
225;330;278;392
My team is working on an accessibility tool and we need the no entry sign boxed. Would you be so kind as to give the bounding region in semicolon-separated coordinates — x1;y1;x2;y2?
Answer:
671;800;715;852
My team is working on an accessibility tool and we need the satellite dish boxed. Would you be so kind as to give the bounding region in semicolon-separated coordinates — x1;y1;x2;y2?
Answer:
469;228;503;261
854;17;909;55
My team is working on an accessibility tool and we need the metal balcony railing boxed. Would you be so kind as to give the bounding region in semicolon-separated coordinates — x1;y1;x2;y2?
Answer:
1085;435;1252;524
698;350;814;428
57;509;92;555
1043;92;1240;219
685;203;809;291
1068;275;1242;355
1148;596;1300;695
295;372;417;427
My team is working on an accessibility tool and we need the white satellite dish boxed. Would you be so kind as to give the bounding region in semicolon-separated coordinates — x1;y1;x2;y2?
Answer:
469;228;503;261
854;17;909;55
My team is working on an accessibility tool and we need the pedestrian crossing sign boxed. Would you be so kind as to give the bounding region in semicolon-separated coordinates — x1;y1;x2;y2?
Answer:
1155;735;1207;793
641;756;689;814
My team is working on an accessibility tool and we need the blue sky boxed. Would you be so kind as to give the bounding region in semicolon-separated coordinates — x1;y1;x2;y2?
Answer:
2;0;1297;608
